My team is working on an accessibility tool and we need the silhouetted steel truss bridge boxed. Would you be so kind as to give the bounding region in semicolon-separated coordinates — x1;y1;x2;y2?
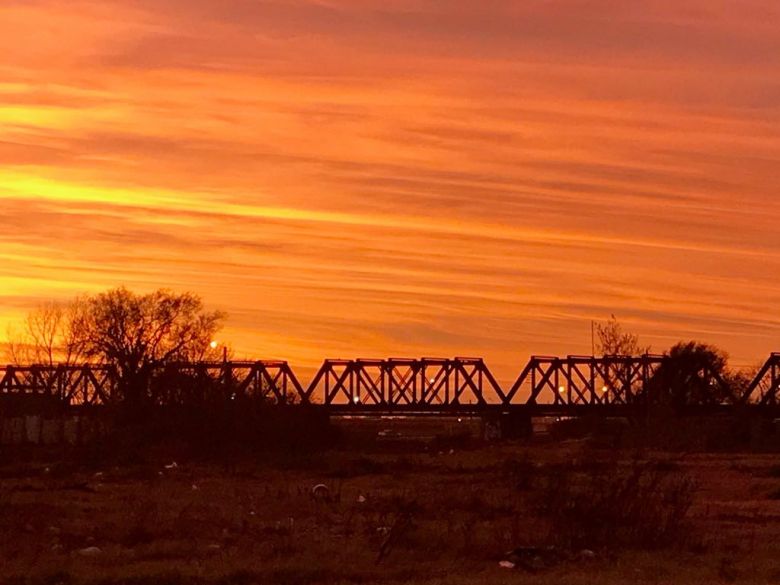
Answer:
1;353;779;417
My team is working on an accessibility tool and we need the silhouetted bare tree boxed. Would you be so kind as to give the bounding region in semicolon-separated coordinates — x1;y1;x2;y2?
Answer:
4;300;85;367
69;287;225;406
595;315;650;356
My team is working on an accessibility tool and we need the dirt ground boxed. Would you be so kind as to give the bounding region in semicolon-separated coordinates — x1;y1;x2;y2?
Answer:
2;419;780;585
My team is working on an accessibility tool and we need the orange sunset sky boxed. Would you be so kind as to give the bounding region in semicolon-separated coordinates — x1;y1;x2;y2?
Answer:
1;1;779;383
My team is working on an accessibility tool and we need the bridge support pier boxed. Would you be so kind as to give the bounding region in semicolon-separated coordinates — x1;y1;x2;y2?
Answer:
482;412;533;440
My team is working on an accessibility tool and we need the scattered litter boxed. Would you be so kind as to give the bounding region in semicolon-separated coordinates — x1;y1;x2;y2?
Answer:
501;546;563;573
77;546;102;557
157;471;163;476
206;543;221;552
311;483;330;501
93;472;104;479
499;560;516;569
357;494;366;503
191;484;199;491
376;526;391;536
448;449;455;455
377;429;401;438
51;543;64;553
577;549;596;560
249;510;256;516
43;467;50;474
164;462;178;470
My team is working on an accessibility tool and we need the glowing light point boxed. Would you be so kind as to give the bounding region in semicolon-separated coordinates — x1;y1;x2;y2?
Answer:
209;340;218;349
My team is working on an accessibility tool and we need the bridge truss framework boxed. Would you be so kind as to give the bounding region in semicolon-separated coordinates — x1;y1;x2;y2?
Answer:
0;352;778;415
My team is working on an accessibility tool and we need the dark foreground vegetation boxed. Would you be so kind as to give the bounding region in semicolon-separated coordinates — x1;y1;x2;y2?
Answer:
2;418;780;585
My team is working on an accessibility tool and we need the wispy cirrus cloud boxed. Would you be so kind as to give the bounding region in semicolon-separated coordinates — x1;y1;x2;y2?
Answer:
1;0;779;380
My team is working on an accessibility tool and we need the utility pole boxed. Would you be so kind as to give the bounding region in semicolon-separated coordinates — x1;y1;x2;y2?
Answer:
591;320;596;356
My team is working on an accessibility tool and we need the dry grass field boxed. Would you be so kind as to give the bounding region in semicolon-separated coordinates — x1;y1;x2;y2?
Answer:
2;418;780;585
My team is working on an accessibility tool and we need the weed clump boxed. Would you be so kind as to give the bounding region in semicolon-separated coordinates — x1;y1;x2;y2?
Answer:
538;459;696;550
501;456;536;491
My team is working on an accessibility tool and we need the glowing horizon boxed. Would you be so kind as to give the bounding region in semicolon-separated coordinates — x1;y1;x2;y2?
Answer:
1;1;779;383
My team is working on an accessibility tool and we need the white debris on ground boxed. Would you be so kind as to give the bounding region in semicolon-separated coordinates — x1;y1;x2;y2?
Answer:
311;483;330;501
77;546;102;557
